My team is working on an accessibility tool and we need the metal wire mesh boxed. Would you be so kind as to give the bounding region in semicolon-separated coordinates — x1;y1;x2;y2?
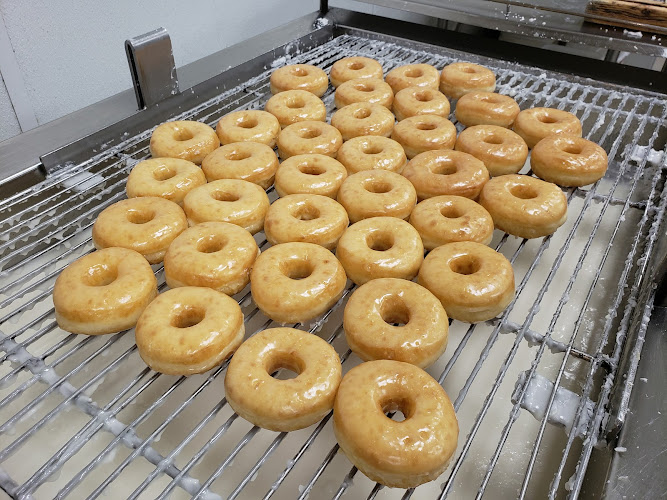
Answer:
0;32;666;499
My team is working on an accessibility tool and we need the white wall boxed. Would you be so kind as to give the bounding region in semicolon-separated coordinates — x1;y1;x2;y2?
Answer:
0;0;317;142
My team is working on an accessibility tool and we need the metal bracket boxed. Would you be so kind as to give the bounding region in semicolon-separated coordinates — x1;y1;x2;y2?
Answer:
125;27;179;109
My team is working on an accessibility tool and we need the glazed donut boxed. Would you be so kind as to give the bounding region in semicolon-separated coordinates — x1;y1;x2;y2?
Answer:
201;142;278;189
126;158;206;206
409;195;495;250
334;78;394;109
392;87;450;122
330;56;383;88
164;222;259;295
455;92;520;128
135;287;244;375
455;125;529;176
92;197;187;264
336;217;424;285
402;150;490;200
225;327;341;431
215;110;280;148
391;115;457;159
531;134;608;187
333;360;458;488
250;242;347;323
277;121;343;160
150;120;220;165
274;154;347;198
343;278;448;368
439;62;496;100
330;102;395;141
337;170;416;222
479;174;567;239
264;194;349;250
270;64;329;97
385;64;440;93
418;241;515;323
183;179;270;234
53;248;157;335
337;136;407;175
512;107;582;149
265;89;326;128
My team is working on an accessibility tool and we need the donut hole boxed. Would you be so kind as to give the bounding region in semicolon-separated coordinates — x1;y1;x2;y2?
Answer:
510;184;538;200
173;128;194;141
480;95;501;103
291;67;309;77
380;395;415;421
297;128;322;139
449;254;482;275
126;208;155;224
152;165;177;181
462;66;477;74
361;144;384;155
431;159;457;176
266;351;305;380
226;150;252;161
281;258;315;280
348;61;365;70
82;264;118;287
363;180;393;194
440;204;464;218
562;143;584;155
353;107;372;120
286;96;305;109
292;203;320;221
237;116;259;129
211;190;240;202
483;135;504;145
414;91;433;102
379;295;410;327
196;234;227;253
366;231;394;252
416;122;437;131
537;114;558;124
404;68;423;78
172;306;206;328
299;164;325;176
354;82;375;92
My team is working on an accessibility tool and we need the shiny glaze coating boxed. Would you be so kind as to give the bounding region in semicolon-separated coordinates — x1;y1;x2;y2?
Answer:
201;141;279;189
402;150;490;200
334;78;394;109
385;64;440;93
126;157;206;206
215;110;280;148
337;136;407;175
531;134;608;187
183;179;270;234
479;174;568;239
439;62;496;100
92;196;187;264
455;91;519;128
274;154;347;198
392;87;450;122
164;222;260;295
391;115;457;159
409;195;494;250
418;241;515;323
336;217;424;285
54;248;157;335
333;360;458;488
337;170;416;223
330;102;395;141
250;242;347;323
150;120;219;165
264;89;326;128
264;194;349;250
512;107;582;148
225;327;341;431
270;64;329;97
455;125;529;176
330;56;383;88
344;278;449;368
135;286;244;375
277;121;343;160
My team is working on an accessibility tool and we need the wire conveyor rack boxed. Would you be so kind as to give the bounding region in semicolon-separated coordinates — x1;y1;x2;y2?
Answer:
0;29;666;500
